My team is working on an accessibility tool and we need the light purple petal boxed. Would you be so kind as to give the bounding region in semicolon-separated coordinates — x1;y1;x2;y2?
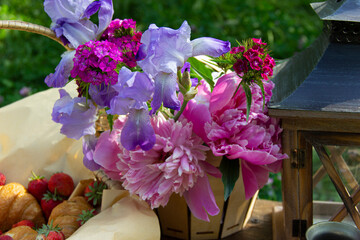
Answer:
108;97;134;115
57;19;97;48
89;83;118;108
45;50;75;88
96;0;114;36
183;176;220;222
120;108;156;151
83;1;101;18
114;67;154;103
52;89;97;139
82;135;101;171
191;37;231;57
137;21;193;76
151;72;180;114
44;0;93;22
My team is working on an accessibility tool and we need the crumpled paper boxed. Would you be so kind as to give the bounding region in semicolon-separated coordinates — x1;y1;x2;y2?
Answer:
68;189;160;240
0;83;160;239
0;82;91;184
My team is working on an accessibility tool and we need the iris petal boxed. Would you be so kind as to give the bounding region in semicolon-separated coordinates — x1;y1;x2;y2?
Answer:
191;37;231;57
120;108;156;151
45;50;75;88
151;72;180;114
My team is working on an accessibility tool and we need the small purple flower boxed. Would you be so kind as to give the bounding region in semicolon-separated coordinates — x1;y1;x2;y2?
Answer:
137;20;230;114
19;87;32;97
52;89;98;139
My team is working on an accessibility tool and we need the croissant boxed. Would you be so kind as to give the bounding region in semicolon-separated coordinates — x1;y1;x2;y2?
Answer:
3;226;38;240
48;196;93;238
0;182;45;232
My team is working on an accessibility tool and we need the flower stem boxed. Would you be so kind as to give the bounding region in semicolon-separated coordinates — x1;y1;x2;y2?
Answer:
174;99;189;122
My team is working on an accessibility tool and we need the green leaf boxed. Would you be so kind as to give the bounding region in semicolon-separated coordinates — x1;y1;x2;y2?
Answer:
241;82;252;121
256;79;266;111
187;57;214;89
219;156;240;201
211;59;234;64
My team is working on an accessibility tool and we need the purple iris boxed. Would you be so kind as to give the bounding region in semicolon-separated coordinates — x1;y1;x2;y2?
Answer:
120;108;156;151
44;0;114;48
137;20;231;114
45;50;75;87
82;135;101;171
89;83;118;108
52;89;98;140
44;0;114;88
108;67;155;150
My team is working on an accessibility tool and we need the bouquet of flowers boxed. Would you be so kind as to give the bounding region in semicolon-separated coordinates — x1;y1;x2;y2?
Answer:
42;0;287;221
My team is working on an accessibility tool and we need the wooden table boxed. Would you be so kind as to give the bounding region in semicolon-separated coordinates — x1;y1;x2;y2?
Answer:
161;199;282;240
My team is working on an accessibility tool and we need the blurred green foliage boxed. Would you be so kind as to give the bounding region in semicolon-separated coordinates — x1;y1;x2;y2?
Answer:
0;0;322;107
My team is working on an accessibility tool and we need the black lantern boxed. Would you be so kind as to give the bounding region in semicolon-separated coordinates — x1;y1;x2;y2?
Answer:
269;0;360;239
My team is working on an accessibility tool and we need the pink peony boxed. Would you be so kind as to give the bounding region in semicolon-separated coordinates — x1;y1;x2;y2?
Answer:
183;72;287;199
94;113;221;221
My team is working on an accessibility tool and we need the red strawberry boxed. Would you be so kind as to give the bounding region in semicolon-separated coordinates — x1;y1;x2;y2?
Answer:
0;236;14;240
84;180;107;207
48;173;74;197
12;219;35;228
28;171;48;202
0;172;6;186
36;221;65;240
41;191;63;220
76;209;97;226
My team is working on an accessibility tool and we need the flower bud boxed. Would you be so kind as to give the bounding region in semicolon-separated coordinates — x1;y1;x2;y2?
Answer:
180;70;191;93
183;87;198;101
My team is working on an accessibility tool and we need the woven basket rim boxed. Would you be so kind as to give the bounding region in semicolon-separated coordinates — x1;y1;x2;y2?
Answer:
0;20;71;50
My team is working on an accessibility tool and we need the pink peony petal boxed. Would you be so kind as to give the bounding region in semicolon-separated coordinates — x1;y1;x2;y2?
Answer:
93;130;120;170
241;160;269;199
183;175;220;222
209;72;241;115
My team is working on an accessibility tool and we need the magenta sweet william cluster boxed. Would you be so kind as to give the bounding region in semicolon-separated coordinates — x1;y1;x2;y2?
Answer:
70;19;142;87
228;38;275;82
71;40;121;86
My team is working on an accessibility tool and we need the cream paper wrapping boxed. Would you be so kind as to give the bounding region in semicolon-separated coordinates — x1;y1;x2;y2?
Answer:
0;83;160;239
0;82;91;184
68;189;160;240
